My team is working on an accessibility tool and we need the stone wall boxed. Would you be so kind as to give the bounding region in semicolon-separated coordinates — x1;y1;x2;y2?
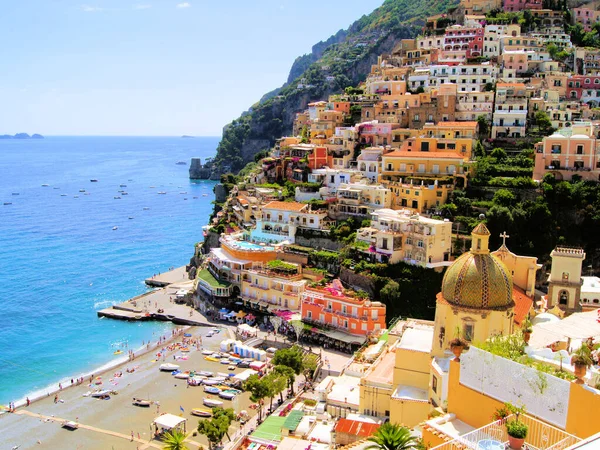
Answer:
340;266;375;296
295;236;343;251
214;184;228;203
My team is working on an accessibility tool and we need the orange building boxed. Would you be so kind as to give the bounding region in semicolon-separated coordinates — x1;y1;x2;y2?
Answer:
301;280;386;342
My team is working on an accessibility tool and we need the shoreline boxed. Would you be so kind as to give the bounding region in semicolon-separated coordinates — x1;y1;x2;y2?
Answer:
3;266;198;410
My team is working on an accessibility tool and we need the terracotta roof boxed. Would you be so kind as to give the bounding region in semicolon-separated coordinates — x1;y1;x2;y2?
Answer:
472;222;490;236
237;198;249;206
383;151;465;159
262;201;308;212
513;286;533;326
334;419;380;437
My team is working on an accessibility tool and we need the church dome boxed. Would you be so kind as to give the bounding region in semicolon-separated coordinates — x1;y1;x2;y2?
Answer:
441;223;513;309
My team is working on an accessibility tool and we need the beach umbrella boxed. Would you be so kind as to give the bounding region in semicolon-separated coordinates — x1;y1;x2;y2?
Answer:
184;333;192;337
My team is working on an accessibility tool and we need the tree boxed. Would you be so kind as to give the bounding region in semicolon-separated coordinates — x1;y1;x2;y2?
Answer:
365;422;418;450
490;147;507;161
477;115;490;139
534;111;554;136
474;140;486;158
302;352;319;382
380;280;400;305
493;189;516;207
273;346;304;374
274;364;297;398
197;419;228;450
244;374;271;421
212;407;236;441
162;430;189;450
289;320;305;343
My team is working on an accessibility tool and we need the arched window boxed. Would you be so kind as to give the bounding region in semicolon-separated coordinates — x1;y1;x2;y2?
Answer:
559;290;569;305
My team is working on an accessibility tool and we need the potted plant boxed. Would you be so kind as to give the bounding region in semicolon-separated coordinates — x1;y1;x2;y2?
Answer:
492;404;511;423
506;419;528;449
448;327;470;361
522;318;533;345
571;345;593;385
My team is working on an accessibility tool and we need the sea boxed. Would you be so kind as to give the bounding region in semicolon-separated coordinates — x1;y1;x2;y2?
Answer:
0;136;219;405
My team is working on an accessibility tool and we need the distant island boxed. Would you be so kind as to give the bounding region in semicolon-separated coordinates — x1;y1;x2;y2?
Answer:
0;133;44;140
181;135;194;139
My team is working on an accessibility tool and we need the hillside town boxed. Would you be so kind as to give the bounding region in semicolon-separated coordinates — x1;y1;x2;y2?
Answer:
190;1;600;449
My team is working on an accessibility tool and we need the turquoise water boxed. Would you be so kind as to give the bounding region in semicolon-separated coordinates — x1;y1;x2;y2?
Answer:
0;136;218;404
233;241;275;251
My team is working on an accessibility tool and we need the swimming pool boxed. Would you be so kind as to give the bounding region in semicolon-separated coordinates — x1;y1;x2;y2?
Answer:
228;240;275;251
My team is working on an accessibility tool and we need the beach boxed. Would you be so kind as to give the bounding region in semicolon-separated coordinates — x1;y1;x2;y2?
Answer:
1;324;258;450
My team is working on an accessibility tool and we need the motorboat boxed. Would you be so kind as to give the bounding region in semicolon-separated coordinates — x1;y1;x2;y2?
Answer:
41;184;49;187
128;217;134;220
90;179;98;182
204;386;221;394
204;356;219;362
203;398;224;408
220;359;231;365
158;191;167;195
201;350;213;356
62;420;79;430
12;193;19;195
191;408;212;417
114;196;121;199
112;226;118;231
122;192;128;195
120;184;127;187
176;161;187;165
212;376;227;383
198;370;213;377
227;365;237;371
3;202;12;205
174;371;190;379
143;207;150;210
60;194;67;196
202;379;220;386
132;398;151;407
79;189;85;193
159;363;180;372
219;391;237;400
90;390;112;398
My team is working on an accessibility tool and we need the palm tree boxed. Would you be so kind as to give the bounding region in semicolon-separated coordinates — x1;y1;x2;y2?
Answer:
365;423;418;450
162;429;189;450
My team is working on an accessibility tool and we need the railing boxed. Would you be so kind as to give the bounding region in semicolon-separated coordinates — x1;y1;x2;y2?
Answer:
544;166;592;171
430;414;581;450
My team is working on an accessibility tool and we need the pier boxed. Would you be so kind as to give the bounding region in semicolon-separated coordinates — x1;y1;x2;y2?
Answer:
97;266;214;327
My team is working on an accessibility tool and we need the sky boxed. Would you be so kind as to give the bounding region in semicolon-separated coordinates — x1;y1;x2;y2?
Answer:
0;0;384;136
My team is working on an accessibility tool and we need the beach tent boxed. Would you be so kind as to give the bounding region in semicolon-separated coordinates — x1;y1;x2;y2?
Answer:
233;368;259;382
250;361;266;371
220;339;239;352
238;324;257;335
153;414;187;432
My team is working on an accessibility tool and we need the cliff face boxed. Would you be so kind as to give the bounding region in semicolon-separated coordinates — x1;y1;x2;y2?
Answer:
211;0;458;172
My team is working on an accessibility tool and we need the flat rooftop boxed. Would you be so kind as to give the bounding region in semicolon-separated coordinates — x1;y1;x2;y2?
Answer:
364;349;395;386
391;384;428;402
398;325;434;353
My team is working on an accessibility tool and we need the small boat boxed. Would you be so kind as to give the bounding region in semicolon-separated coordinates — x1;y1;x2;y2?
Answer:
212;376;227;383
158;191;167;195
112;226;118;231
11;193;19;196
228;365;237;371
204;356;219;362
202;379;220;386
3;202;12;205
193;196;198;199
91;389;111;398
143;207;150;210
220;359;231;365
191;408;212;417
120;184;127;187
114;350;123;355
149;186;155;188
79;189;85;193
187;377;203;386
132;398;151;407
180;191;187;194
114;196;121;199
204;386;221;394
198;370;213;377
202;194;208;197
73;195;79;198
90;179;98;182
203;398;224;408
41;184;49;187
61;194;67;197
219;391;237;400
128;217;134;220
159;363;180;372
174;371;190;379
176;161;187;165
122;192;128;195
62;420;79;430
201;350;213;356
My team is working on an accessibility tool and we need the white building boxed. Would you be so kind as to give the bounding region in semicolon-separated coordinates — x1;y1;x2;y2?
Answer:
455;91;494;121
357;147;385;182
581;276;600;308
428;63;498;92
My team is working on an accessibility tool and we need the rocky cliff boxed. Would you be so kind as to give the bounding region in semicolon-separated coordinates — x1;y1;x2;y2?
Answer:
211;0;458;173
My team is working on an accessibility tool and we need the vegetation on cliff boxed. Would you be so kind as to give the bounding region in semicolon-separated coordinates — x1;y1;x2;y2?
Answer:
212;0;459;172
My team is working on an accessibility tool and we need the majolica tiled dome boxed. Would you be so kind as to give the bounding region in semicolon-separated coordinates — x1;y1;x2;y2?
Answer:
441;223;513;309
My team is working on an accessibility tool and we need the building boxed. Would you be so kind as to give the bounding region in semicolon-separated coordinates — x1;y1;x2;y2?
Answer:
356;208;453;267
301;280;386;346
546;246;586;313
581;276;600;309
491;82;528;138
241;262;306;313
533;123;600;182
251;201;328;244
356;147;384;182
460;0;500;15
329;182;392;220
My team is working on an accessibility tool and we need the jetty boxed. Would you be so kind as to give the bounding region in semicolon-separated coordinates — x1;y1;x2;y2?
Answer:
97;266;213;327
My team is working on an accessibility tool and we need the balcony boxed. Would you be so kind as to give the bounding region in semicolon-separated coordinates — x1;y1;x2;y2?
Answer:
430;414;581;450
544;165;592;171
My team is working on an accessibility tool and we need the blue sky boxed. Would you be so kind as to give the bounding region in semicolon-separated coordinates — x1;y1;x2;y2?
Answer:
0;0;383;136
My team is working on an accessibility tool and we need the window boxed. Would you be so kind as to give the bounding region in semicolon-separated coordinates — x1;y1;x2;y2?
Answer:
464;323;474;341
559;290;569;305
562;272;569;281
381;238;388;250
307;310;312;319
417;240;424;248
432;375;438;393
576;145;584;155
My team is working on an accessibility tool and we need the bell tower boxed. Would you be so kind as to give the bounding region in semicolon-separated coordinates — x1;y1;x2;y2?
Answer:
547;246;585;313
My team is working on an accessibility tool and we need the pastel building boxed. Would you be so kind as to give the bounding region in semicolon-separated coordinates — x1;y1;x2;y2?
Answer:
503;0;542;12
329;182;392;220
546;246;586;314
491;83;528;138
357;147;385;182
251;201;328;244
533;123;600;182
356;208;453;267
301;280;386;345
241;264;306;313
573;7;600;32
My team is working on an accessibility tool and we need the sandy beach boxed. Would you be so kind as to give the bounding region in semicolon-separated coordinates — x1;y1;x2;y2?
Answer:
1;325;258;450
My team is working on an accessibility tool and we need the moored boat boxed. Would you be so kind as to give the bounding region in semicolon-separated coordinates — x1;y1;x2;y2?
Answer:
204;356;219;362
219;390;237;400
132;398;151;407
204;386;221;394
203;398;224;407
191;408;212;417
174;371;190;379
202;378;220;386
159;363;180;372
198;370;213;377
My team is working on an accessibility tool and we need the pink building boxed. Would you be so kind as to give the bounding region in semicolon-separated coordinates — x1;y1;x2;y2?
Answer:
573;7;600;32
443;26;485;58
533;124;600;182
503;0;542;12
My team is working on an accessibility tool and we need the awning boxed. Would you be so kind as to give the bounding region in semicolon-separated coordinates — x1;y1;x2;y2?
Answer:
153;414;187;430
258;301;269;309
317;329;367;345
530;310;600;348
236;311;247;318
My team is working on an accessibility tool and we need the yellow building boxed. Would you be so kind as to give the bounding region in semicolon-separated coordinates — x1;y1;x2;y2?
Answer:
381;178;454;213
240;263;306;313
546;246;586;313
359;223;538;426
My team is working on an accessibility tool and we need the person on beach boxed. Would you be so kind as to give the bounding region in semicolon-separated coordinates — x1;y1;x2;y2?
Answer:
131;431;134;442
26;397;30;407
54;395;58;404
58;383;62;390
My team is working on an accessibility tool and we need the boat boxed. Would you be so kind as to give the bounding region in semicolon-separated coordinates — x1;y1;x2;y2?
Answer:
114;350;123;355
187;377;204;386
201;350;213;356
202;379;220;386
174;371;190;379
202;194;208;197
159;363;180;372
128;217;134;220
203;398;224;407
191;408;212;417
62;420;79;430
61;194;67;197
120;184;127;187
79;189;85;193
204;356;220;362
90;390;111;398
228;365;237;371
158;191;167;195
204;386;221;394
219;391;237;400
176;161;187;165
198;370;213;377
122;192;128;195
112;226;118;231
90;179;98;182
220;359;231;365
41;184;49;187
132;398;151;407
212;376;227;382
11;193;19;195
73;195;79;198
3;202;12;205
143;207;150;210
